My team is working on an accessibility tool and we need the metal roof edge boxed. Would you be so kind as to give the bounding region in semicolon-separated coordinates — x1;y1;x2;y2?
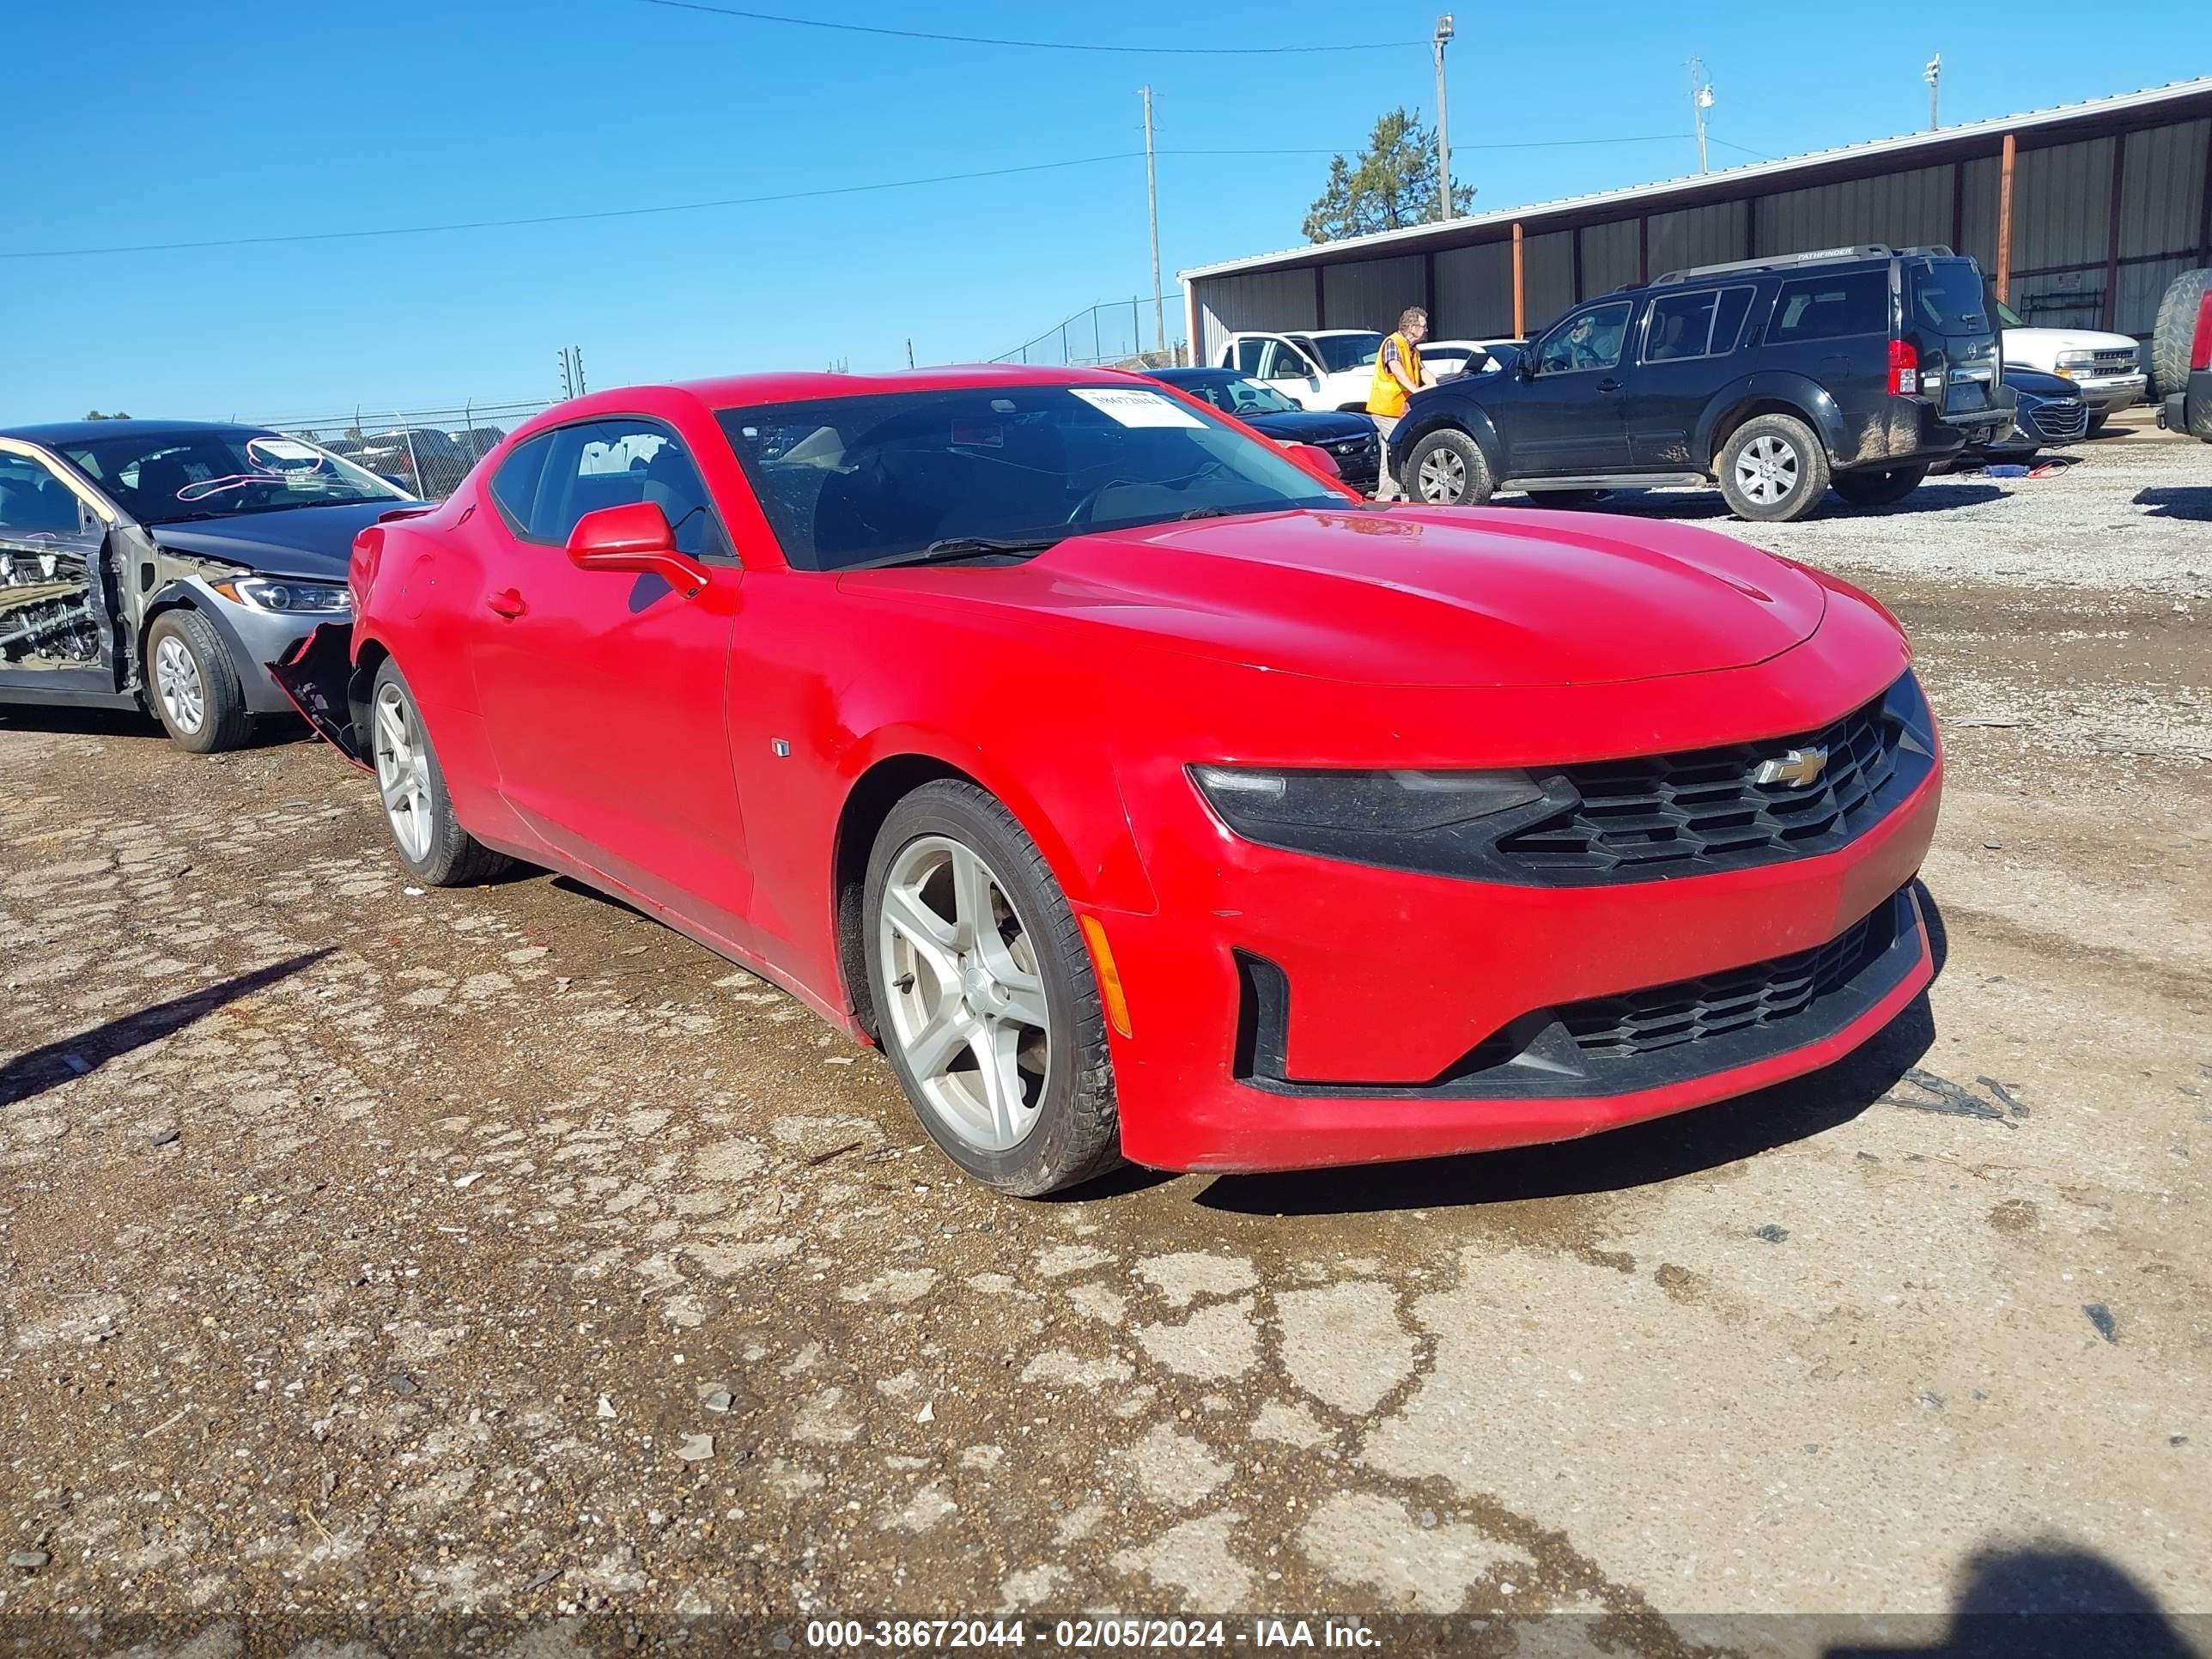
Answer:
1177;76;2212;283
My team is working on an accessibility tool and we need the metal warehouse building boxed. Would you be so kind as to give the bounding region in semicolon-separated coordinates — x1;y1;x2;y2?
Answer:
1181;79;2212;362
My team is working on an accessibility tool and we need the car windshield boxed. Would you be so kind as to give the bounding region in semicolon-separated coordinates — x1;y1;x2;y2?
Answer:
717;384;1347;573
1291;332;1383;373
57;430;407;526
1911;261;1989;331
1171;377;1302;418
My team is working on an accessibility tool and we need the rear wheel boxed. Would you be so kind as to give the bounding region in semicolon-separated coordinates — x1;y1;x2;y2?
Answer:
2151;270;2212;419
1404;428;1494;506
368;659;514;887
865;781;1120;1196
1717;413;1831;522
1832;464;1929;508
144;609;251;753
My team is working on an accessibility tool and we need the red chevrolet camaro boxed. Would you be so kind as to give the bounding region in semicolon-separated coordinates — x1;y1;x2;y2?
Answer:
282;366;1942;1195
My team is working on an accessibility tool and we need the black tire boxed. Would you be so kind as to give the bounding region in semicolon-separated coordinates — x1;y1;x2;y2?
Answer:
143;608;252;753
2151;268;2212;400
1522;488;1607;507
1401;428;1494;506
2084;412;2111;436
1716;412;1831;522
1831;463;1929;508
863;780;1120;1197
368;658;514;887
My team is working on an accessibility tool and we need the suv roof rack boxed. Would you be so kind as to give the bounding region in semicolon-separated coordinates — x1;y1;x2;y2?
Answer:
1650;244;1957;287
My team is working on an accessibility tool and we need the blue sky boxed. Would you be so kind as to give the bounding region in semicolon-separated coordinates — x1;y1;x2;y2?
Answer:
4;1;2204;425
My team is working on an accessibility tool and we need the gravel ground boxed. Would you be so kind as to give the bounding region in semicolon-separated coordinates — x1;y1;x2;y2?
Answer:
1;425;2207;1657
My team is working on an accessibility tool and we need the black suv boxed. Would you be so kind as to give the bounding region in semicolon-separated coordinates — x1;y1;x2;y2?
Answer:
1390;245;2016;522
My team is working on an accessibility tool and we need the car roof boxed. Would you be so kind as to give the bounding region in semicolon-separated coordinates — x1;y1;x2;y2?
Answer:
0;418;274;447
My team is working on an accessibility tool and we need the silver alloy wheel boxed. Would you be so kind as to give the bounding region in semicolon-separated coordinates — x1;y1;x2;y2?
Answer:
1416;446;1467;502
372;682;435;864
1734;434;1801;506
877;834;1052;1155
153;634;205;734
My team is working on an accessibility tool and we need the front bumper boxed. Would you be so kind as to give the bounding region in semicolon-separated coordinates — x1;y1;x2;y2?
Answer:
1095;740;1942;1174
186;579;347;716
2063;371;2144;413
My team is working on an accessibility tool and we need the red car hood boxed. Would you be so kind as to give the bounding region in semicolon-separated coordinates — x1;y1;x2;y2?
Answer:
849;506;1826;690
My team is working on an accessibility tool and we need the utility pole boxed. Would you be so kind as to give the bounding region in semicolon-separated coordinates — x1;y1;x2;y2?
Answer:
1689;58;1714;174
906;337;915;368
1142;86;1165;361
1924;52;1942;131
1432;15;1455;220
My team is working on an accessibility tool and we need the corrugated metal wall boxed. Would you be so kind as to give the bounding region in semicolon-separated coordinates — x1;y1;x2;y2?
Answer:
1579;220;1640;297
1433;241;1515;334
1321;254;1425;336
1650;201;1747;277
1753;165;1954;255
1189;110;2212;350
1195;267;1319;365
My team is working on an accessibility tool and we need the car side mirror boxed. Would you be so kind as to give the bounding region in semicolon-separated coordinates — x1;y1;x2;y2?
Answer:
565;501;710;598
1286;442;1342;480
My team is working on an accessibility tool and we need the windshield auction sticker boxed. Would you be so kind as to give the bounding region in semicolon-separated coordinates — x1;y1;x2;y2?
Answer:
1070;387;1206;428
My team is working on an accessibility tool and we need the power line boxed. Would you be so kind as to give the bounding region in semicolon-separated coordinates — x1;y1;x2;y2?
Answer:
631;0;1420;53
4;137;1707;262
0;154;1143;260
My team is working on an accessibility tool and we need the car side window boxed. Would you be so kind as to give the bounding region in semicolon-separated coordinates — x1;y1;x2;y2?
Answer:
1261;342;1313;383
1532;301;1633;375
1644;284;1758;363
489;434;552;536
509;420;732;561
1232;338;1268;375
0;452;88;538
1765;270;1889;343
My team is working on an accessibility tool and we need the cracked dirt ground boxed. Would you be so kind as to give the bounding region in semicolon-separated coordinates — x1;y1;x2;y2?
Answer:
0;432;2206;1656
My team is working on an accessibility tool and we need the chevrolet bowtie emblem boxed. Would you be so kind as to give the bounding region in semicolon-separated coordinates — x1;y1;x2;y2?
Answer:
1754;745;1831;788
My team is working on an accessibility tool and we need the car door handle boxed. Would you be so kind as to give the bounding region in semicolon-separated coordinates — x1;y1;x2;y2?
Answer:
1596;379;1623;394
487;587;527;619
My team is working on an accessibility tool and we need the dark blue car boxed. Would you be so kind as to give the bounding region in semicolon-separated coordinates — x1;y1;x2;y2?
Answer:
1141;368;1381;494
0;420;417;751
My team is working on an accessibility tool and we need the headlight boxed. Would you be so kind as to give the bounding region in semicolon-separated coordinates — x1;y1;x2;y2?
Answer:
1190;764;1548;835
2056;350;2096;373
210;576;352;615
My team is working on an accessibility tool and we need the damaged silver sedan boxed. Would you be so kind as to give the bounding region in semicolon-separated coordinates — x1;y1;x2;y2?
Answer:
0;421;416;751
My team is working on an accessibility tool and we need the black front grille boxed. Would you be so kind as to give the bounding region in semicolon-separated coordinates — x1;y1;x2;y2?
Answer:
2022;396;2089;443
1490;678;1927;884
1560;902;1894;1060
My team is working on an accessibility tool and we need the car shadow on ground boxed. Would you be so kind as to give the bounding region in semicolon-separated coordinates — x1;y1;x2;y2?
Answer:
1822;1541;2201;1658
2134;485;2212;521
0;950;332;1109
0;702;312;750
1548;483;2006;523
1183;884;1949;1218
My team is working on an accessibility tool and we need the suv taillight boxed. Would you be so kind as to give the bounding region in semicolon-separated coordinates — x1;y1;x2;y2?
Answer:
1889;338;1920;396
2192;293;2212;374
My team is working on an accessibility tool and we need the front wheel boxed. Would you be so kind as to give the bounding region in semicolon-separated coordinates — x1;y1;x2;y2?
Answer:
144;610;252;753
368;659;514;887
865;781;1120;1196
1717;413;1831;522
1403;428;1495;506
2085;412;2110;435
1831;463;1929;508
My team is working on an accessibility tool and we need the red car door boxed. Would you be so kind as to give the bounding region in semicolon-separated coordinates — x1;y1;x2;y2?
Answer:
468;416;755;941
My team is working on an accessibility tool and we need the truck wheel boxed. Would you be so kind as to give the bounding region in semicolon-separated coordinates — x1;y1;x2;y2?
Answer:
145;609;252;753
2151;270;2212;404
1832;464;1928;508
1404;429;1494;506
1717;414;1831;522
2084;413;2110;436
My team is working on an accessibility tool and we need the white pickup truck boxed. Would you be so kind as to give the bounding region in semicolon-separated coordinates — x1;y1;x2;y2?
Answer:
1214;330;1385;412
1990;295;2146;432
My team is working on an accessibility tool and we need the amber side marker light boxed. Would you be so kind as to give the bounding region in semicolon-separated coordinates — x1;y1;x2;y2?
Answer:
1078;915;1133;1039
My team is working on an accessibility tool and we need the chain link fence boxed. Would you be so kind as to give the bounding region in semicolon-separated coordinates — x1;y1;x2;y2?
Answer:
257;399;554;501
990;298;1189;369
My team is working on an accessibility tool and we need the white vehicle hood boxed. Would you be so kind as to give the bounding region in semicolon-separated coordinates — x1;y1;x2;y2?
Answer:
2003;325;2140;355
